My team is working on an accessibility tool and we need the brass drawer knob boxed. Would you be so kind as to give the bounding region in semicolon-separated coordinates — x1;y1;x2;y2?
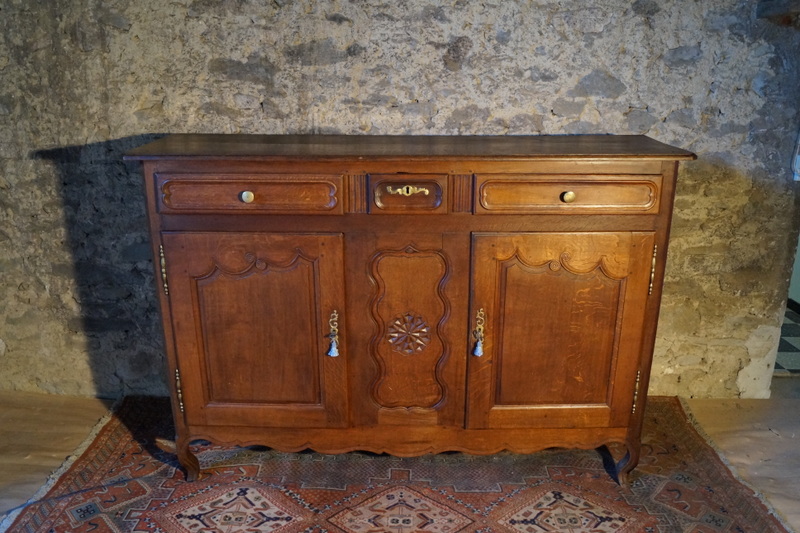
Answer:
560;191;577;203
239;191;255;203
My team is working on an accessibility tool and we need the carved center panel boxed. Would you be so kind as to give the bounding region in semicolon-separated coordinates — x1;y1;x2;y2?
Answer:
387;313;431;355
368;244;450;409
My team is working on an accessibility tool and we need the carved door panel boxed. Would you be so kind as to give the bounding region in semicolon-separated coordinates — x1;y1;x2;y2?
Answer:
467;232;655;429
347;233;469;428
161;232;347;428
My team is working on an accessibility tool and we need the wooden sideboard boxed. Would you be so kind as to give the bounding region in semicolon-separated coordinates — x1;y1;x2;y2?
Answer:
126;134;694;483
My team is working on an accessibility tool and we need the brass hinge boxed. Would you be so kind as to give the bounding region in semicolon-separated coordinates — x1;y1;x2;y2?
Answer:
648;245;658;295
159;245;169;296
631;370;642;414
174;368;185;413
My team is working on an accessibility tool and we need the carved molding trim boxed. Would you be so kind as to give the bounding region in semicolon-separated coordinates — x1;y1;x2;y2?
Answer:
345;173;368;213
449;174;473;212
502;249;627;281
196;248;318;280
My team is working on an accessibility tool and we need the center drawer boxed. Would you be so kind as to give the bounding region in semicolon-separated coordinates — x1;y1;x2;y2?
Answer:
369;174;448;214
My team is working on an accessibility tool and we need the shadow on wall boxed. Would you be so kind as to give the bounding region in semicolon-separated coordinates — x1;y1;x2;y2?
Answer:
32;135;168;398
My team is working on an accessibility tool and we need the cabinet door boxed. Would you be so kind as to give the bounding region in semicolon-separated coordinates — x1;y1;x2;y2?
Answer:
162;232;347;428
468;232;654;429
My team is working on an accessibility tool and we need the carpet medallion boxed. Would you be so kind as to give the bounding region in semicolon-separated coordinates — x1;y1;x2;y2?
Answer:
2;397;790;533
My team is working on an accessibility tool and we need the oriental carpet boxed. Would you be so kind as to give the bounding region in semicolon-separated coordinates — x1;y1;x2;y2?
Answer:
1;397;790;532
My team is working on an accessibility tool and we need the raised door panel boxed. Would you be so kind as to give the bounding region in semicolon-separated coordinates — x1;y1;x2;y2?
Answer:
468;232;654;429
162;232;347;428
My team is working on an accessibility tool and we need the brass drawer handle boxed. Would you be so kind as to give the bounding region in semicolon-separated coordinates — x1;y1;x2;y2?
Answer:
560;191;577;203
239;190;255;203
387;185;430;197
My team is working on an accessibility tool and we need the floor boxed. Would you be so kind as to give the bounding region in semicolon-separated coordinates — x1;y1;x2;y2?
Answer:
687;377;800;531
0;392;112;528
1;345;799;531
776;304;800;375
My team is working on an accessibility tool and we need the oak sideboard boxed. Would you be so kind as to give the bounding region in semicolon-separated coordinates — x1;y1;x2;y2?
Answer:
126;134;695;483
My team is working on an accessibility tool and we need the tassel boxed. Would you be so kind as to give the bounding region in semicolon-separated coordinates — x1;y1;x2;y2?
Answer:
327;338;339;357
473;338;483;357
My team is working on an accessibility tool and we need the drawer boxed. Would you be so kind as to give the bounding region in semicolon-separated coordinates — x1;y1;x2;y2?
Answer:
475;174;661;214
156;174;343;214
369;174;447;214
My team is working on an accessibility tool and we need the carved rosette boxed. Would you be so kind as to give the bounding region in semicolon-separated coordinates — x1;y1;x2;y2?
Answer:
387;313;431;355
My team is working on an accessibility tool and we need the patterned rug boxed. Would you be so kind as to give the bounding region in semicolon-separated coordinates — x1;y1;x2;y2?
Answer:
1;397;791;532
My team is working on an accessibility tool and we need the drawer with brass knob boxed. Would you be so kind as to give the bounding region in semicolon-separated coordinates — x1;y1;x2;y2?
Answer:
155;173;343;214
474;174;662;214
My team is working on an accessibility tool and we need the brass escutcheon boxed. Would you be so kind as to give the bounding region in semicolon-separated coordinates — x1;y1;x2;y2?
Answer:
386;185;430;197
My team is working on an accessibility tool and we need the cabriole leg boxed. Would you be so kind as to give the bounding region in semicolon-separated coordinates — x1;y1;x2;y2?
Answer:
176;435;201;482
597;440;640;486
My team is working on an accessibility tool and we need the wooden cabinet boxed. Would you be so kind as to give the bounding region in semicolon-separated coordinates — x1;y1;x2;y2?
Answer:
126;134;694;483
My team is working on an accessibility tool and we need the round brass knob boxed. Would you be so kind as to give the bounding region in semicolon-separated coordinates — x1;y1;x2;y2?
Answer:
240;191;255;203
560;191;577;203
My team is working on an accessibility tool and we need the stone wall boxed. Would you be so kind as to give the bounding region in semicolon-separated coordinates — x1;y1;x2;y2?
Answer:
1;0;799;398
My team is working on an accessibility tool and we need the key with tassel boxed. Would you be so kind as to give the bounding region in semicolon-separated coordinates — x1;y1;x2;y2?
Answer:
327;310;340;357
472;308;485;357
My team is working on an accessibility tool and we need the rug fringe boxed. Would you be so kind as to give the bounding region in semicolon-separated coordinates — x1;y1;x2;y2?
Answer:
0;397;122;533
678;397;797;533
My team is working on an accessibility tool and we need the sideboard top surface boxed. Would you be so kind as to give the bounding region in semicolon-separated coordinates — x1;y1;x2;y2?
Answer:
125;134;696;162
